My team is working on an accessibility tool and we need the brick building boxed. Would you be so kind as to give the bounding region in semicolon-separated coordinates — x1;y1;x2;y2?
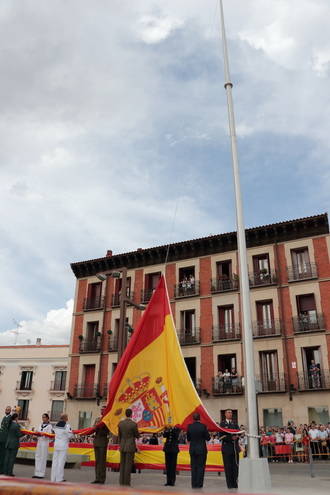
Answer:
66;213;330;429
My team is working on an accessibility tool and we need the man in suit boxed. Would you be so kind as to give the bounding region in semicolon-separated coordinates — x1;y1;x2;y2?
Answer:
220;409;240;489
0;406;12;474
2;412;23;476
118;408;140;486
187;412;210;488
163;425;181;486
91;407;110;484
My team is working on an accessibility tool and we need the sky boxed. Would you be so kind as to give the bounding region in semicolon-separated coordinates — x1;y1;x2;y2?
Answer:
0;0;329;345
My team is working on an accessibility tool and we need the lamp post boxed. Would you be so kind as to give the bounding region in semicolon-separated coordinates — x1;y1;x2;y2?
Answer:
96;268;145;359
219;1;271;491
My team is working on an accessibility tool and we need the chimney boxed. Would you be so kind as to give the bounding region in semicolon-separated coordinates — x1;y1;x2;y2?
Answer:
106;250;113;257
36;338;42;345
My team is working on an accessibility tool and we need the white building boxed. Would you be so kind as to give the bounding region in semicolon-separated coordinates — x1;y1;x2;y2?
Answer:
0;344;69;428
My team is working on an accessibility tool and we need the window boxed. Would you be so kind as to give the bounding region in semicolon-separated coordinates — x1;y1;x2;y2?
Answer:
180;310;196;332
50;400;64;422
85;282;102;309
145;272;161;290
308;407;329;425
220;409;238;423
78;411;92;429
256;300;274;330
184;357;197;385
218;354;237;373
112;363;117;376
259;351;279;391
53;371;67;391
20;370;33;390
263;408;283;427
83;365;96;396
17;400;29;420
114;277;131;296
302;347;322;389
253;254;270;277
216;260;232;279
218;305;234;331
86;321;99;341
178;267;196;295
291;248;310;275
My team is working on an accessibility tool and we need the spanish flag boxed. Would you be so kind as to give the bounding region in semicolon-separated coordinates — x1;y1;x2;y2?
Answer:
102;276;223;435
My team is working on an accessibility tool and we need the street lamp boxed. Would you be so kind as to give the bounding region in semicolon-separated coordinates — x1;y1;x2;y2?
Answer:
96;268;145;359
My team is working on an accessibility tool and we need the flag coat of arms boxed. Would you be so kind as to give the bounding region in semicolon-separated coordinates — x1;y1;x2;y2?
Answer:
102;276;238;435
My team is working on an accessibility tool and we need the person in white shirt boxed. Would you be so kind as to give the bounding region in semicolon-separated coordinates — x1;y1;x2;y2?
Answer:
51;414;73;482
318;426;328;460
33;413;53;479
308;424;320;459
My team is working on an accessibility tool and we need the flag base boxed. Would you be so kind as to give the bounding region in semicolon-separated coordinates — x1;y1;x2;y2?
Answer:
238;457;271;493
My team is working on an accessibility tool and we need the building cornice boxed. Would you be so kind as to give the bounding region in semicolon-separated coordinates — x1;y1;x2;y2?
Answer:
71;213;329;279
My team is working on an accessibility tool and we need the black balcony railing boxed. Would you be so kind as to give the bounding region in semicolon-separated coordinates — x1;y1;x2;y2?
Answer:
255;373;287;393
293;313;325;333
79;339;101;353
252;319;282;337
108;334;118;352
141;288;155;304
74;384;98;399
50;381;66;392
175;281;200;299
212;324;241;342
111;291;135;308
83;295;105;311
287;262;318;282
178;328;200;345
210;277;239;293
212;375;243;395
16;381;33;392
249;270;278;287
298;370;330;391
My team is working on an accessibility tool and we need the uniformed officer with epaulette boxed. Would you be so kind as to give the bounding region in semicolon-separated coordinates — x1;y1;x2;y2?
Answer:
219;409;240;489
0;406;12;474
163;425;181;486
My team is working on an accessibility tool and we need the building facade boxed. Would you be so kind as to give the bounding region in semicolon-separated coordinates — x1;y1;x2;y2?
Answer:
0;344;68;428
66;213;330;429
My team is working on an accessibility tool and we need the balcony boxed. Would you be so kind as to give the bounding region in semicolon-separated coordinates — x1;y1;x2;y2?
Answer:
297;370;330;391
255;373;287;393
16;381;33;393
83;295;105;311
287;262;318;282
79;339;101;353
74;384;98;399
50;381;66;393
210;277;239;294
249;270;278;288
174;281;200;299
177;328;200;345
108;334;118;352
252;319;282;338
212;375;243;396
111;291;135;308
212;324;241;342
293;313;325;333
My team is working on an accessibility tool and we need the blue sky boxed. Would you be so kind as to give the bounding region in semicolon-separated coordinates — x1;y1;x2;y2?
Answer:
0;0;329;344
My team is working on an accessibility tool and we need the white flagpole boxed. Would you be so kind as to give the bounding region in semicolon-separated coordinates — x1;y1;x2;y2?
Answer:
218;1;271;490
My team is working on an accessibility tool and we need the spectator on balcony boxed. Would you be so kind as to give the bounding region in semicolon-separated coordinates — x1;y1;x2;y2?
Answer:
309;361;321;388
223;369;231;393
180;276;188;294
188;274;195;290
231;369;239;393
214;371;224;393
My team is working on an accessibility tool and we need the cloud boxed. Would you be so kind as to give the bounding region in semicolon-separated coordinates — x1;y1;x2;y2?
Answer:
0;300;73;346
138;14;184;44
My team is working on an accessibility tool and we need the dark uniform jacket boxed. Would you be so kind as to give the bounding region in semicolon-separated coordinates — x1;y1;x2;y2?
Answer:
163;427;180;453
93;421;110;447
5;422;22;449
118;418;139;453
187;421;210;454
0;415;12;444
219;420;240;451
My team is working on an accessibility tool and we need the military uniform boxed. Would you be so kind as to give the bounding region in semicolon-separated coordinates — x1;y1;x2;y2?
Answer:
0;414;12;474
3;421;22;476
163;427;180;486
118;417;139;486
220;420;240;489
187;420;210;488
93;420;110;484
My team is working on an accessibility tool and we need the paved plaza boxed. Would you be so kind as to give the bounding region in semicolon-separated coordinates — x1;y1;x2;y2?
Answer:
7;462;330;494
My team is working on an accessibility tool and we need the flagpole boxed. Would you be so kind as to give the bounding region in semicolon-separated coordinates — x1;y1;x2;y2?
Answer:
218;1;271;491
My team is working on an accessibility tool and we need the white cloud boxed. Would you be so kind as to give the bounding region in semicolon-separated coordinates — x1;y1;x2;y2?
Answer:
138;14;184;44
0;300;73;346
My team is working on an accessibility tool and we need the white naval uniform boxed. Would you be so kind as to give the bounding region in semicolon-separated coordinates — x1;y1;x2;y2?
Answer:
34;422;53;477
50;423;73;482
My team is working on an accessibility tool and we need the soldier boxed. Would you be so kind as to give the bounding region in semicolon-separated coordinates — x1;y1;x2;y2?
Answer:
50;414;73;482
118;408;140;486
2;413;23;476
33;413;53;479
219;409;240;489
187;412;210;489
163;425;181;486
0;406;12;474
91;406;110;484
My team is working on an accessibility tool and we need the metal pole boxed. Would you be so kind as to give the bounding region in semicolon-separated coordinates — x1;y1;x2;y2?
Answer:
219;0;259;459
118;267;128;360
